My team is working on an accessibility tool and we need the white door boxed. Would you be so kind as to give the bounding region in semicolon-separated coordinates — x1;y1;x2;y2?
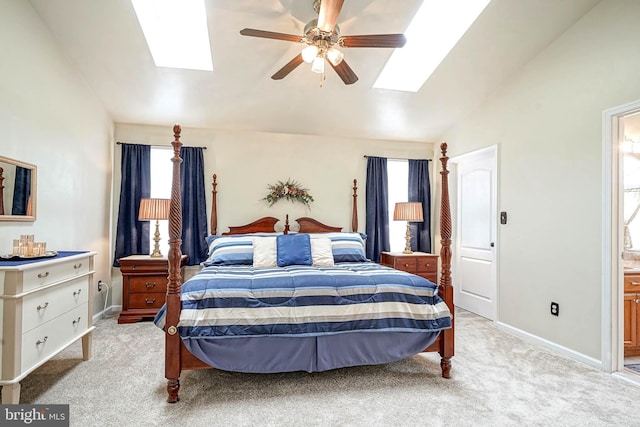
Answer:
452;146;497;320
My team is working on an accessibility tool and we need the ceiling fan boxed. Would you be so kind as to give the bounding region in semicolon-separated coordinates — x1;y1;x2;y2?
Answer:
239;0;407;85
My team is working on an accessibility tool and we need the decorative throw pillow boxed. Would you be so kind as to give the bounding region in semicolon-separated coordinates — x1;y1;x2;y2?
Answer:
205;232;282;256
203;235;254;266
276;234;312;267
310;238;334;266
253;237;277;268
308;232;368;263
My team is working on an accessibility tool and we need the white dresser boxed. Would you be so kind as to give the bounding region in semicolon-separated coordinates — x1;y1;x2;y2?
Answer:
0;251;96;404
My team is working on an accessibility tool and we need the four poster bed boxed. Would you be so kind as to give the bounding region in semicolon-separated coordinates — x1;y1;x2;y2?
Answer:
157;125;455;403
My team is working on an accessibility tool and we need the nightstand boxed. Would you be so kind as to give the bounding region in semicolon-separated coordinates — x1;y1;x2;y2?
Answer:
117;255;187;324
380;252;438;283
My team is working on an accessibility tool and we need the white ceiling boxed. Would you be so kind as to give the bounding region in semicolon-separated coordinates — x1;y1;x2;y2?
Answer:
29;0;600;142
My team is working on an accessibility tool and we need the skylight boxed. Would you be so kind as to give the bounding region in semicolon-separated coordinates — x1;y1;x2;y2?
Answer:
131;0;213;71
373;0;491;92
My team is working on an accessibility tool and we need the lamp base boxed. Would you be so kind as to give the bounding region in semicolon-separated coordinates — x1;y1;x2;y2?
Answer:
150;220;163;258
402;221;413;254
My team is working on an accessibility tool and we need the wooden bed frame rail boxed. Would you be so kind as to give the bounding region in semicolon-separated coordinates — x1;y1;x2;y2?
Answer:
163;125;454;402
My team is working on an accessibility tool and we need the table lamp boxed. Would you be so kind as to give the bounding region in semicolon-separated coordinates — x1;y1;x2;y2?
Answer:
393;202;424;254
138;198;171;257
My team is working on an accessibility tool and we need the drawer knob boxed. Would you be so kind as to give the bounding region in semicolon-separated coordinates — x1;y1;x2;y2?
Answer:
37;271;50;279
145;298;157;305
404;263;410;267
36;336;48;346
37;302;49;311
73;263;82;269
72;317;82;326
73;289;82;297
145;282;157;289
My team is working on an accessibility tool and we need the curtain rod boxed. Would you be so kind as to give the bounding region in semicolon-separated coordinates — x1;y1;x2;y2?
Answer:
363;155;429;161
116;141;207;149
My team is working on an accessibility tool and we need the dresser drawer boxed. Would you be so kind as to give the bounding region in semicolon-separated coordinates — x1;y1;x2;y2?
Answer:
624;274;640;293
22;277;89;333
128;276;167;294
22;258;90;293
128;293;166;309
21;303;89;372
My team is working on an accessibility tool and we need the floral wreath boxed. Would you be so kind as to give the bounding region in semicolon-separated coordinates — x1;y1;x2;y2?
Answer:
263;179;314;207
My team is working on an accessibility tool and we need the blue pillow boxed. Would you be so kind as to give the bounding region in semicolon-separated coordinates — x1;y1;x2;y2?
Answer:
276;234;312;267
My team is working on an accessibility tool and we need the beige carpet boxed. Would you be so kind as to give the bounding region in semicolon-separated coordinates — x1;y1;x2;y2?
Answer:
5;309;640;426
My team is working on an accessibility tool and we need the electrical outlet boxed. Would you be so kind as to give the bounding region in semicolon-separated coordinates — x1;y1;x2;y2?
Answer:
550;302;559;316
97;281;104;292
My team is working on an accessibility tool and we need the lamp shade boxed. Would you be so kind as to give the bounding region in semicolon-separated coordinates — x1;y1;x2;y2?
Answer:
393;202;423;222
138;198;171;221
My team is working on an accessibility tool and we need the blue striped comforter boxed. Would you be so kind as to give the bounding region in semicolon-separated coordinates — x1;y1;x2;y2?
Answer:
154;262;452;339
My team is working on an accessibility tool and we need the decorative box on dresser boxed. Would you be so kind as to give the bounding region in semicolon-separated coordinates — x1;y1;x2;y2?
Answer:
380;252;439;283
624;270;640;356
0;251;96;404
118;255;187;324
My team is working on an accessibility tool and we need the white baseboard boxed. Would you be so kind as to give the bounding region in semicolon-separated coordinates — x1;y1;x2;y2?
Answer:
495;321;603;371
92;305;122;324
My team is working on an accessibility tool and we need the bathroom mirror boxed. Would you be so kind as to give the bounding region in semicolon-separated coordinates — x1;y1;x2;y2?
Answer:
0;155;37;222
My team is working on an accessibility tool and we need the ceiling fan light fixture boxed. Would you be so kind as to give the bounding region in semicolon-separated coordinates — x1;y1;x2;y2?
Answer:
326;47;344;66
302;45;319;63
311;56;325;74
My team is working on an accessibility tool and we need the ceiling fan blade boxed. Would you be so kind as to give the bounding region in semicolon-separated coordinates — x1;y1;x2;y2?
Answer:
271;54;304;80
329;59;358;85
240;28;303;43
317;0;344;33
340;34;407;48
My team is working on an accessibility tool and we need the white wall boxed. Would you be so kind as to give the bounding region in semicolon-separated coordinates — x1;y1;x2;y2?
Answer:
0;0;114;318
111;123;435;304
441;0;640;359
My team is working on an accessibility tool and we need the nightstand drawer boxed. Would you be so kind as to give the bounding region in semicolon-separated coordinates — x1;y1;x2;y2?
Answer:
393;258;416;272
380;252;439;284
416;258;437;273
128;276;167;293
128;293;165;309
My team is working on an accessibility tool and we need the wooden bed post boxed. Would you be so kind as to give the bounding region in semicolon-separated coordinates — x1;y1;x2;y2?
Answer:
352;179;358;232
211;173;218;235
165;124;184;403
439;142;455;378
0;167;4;215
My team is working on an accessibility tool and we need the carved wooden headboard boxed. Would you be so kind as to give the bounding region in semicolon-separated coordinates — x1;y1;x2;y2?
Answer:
209;175;358;236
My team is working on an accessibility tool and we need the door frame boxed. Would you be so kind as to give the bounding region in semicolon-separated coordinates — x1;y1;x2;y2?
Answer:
603;99;640;373
450;144;499;321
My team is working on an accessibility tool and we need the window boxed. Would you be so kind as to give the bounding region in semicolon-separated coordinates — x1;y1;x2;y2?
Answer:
149;147;173;256
387;159;409;252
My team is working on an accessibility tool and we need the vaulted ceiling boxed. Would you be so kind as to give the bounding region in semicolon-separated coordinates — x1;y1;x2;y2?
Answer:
29;0;600;142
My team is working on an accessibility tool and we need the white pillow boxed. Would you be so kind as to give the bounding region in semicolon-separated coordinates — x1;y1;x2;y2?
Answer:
311;238;334;266
252;237;277;267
